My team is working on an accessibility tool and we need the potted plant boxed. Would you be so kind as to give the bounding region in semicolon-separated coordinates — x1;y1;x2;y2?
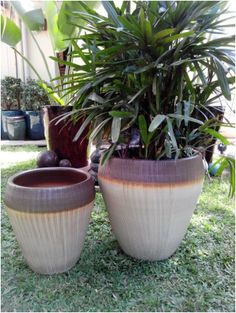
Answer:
57;1;235;260
1;76;26;140
22;78;50;140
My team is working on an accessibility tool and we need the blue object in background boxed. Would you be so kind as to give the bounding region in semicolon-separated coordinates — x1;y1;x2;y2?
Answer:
1;110;24;140
24;111;45;140
208;162;221;176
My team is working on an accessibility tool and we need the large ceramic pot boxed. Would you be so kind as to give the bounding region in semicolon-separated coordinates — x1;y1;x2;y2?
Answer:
98;155;204;261
1;110;24;139
42;106;89;168
4;168;95;274
24;111;44;140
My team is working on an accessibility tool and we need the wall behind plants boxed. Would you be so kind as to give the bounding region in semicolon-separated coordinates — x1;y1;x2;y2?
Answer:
0;0;110;82
0;1;57;82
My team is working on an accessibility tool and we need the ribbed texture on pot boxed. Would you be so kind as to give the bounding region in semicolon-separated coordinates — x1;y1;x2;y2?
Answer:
7;202;94;274
4;168;95;274
98;155;204;260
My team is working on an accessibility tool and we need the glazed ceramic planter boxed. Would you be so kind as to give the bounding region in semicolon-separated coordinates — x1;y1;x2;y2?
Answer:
24;111;44;140
42;106;89;168
1;110;24;140
98;155;204;261
7;115;26;140
4;168;95;274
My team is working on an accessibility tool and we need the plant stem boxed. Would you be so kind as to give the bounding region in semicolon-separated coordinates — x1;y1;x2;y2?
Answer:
30;31;53;83
14;49;19;79
12;48;43;82
145;145;148;159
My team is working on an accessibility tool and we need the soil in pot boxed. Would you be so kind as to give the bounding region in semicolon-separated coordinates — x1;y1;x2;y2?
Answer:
4;168;95;274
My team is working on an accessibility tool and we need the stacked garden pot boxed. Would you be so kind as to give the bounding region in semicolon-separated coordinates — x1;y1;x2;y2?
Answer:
4;167;95;274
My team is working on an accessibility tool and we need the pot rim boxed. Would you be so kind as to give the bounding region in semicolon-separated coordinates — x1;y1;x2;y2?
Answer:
98;153;204;184
5;168;95;213
7;167;92;191
103;153;202;164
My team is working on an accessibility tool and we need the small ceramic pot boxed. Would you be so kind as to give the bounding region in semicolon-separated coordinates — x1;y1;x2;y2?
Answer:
4;168;95;274
98;155;204;261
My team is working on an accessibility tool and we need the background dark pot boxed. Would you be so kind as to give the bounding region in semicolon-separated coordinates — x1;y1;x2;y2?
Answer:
6;115;26;140
1;110;23;140
191;105;225;163
204;106;224;163
24;111;44;140
42;106;89;168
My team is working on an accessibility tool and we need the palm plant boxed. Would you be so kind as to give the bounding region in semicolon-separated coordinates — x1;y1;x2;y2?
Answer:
53;1;235;195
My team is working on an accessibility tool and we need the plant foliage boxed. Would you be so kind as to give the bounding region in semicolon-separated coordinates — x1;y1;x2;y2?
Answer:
1;76;23;110
22;79;50;111
53;1;235;193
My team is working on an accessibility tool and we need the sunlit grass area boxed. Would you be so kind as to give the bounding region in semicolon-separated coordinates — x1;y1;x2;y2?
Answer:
1;145;44;169
1;146;235;312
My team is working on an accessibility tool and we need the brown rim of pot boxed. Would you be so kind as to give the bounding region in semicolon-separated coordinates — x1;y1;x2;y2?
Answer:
98;154;205;185
5;168;95;213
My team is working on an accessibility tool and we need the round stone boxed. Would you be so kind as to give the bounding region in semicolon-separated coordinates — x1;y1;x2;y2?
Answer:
37;150;59;168
59;159;72;167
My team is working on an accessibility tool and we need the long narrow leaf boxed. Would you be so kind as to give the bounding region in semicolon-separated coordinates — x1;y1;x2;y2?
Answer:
102;0;123;28
167;118;178;148
101;143;117;166
128;87;147;104
203;128;230;145
148;114;166;132
213;59;231;100
168;114;203;125
109;111;133;118
138;115;148;145
90;117;111;142
73;111;97;142
161;31;194;44
111;117;121;143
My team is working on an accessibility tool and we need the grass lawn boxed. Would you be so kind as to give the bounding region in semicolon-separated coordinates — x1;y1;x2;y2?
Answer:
1;145;235;312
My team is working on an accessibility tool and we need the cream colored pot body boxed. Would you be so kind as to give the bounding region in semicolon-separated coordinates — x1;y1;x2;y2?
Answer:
5;168;95;274
98;155;204;260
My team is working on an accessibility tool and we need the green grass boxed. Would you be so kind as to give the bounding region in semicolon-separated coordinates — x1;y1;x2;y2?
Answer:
1;145;45;152
1;146;235;312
